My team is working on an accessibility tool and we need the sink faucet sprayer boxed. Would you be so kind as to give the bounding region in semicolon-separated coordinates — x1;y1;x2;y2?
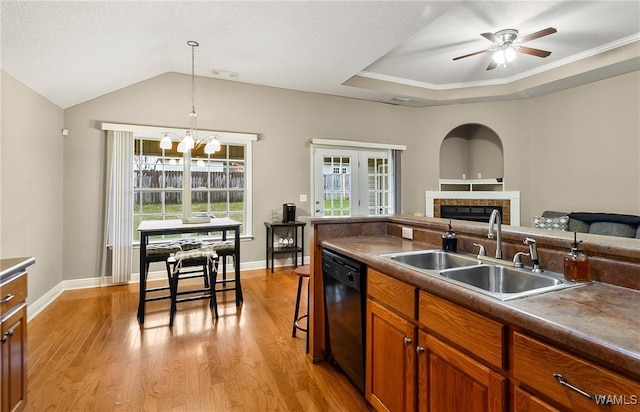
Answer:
523;237;543;273
487;209;502;259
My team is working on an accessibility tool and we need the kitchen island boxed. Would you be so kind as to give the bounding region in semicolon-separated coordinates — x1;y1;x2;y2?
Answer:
307;215;640;411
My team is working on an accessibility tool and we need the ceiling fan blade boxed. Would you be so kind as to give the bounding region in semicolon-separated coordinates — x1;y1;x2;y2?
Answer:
453;49;490;61
518;27;557;43
517;46;552;58
481;32;500;44
486;60;498;70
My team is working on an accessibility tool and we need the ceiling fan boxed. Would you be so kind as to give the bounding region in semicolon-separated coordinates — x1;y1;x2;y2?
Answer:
453;27;557;70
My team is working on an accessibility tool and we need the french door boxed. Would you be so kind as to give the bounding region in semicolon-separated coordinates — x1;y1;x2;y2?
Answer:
313;148;394;217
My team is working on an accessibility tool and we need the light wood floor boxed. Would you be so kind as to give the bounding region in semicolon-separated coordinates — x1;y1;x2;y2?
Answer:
25;267;372;411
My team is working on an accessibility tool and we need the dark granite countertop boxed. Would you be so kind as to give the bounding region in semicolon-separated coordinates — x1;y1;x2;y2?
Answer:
0;257;36;283
321;235;640;381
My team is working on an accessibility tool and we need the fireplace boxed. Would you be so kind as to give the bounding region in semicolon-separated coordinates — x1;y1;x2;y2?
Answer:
426;190;520;226
440;205;503;223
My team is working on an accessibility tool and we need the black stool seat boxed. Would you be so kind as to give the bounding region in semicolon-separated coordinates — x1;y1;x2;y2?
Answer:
292;265;310;352
167;247;219;327
143;240;206;302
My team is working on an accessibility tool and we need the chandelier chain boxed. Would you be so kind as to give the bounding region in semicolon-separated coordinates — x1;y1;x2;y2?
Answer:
189;40;199;136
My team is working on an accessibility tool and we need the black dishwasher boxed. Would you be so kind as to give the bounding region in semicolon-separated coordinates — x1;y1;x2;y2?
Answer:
322;249;366;393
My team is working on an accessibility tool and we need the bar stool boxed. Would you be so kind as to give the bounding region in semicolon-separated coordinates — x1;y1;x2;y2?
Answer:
142;240;207;303
292;265;310;352
167;247;219;327
203;240;241;299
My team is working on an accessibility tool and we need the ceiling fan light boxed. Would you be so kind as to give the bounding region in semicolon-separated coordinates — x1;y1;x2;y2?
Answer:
159;135;172;150
505;46;517;63
492;49;507;65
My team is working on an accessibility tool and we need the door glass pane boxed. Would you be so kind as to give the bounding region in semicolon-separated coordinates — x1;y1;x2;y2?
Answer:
367;157;390;215
323;156;351;216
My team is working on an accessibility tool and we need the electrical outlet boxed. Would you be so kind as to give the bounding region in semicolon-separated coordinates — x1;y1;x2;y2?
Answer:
300;194;308;202
402;227;413;240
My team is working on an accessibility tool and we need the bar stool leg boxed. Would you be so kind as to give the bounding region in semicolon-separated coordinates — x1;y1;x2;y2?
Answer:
169;263;178;327
292;276;306;337
209;258;219;319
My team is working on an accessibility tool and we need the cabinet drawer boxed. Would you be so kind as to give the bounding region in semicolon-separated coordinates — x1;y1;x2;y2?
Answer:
0;272;27;317
367;269;416;319
513;332;640;411
419;290;504;369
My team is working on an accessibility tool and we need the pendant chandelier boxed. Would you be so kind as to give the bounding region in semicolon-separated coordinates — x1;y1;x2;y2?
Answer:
160;40;221;154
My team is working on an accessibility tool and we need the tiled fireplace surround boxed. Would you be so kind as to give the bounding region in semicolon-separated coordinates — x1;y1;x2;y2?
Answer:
426;190;521;226
433;199;512;225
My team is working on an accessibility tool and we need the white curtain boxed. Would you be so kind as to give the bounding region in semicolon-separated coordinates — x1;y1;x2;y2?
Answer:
104;130;134;283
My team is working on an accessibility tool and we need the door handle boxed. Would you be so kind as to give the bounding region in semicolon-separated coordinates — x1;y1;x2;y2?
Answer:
416;346;425;355
403;337;412;346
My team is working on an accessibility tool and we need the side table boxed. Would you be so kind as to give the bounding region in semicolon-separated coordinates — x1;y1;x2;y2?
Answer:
264;221;306;273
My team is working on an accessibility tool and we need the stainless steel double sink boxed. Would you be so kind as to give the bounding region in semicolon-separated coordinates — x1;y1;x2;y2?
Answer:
379;250;582;301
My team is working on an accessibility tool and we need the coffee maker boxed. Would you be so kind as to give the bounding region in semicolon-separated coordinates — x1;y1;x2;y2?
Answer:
282;203;296;223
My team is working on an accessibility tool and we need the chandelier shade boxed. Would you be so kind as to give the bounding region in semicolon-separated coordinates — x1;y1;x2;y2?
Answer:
159;134;172;149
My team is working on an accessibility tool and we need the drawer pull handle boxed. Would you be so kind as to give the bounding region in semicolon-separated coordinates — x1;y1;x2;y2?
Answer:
1;294;14;304
416;346;425;355
553;373;594;400
403;337;412;346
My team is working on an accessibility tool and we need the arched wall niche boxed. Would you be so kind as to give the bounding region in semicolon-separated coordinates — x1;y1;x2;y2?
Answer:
439;123;504;180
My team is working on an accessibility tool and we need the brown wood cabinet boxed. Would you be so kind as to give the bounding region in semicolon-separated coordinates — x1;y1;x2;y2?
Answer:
513;332;640;412
1;268;28;412
366;269;506;412
364;268;639;412
418;291;506;412
366;300;416;412
366;269;417;411
418;290;504;369
417;331;505;412
513;387;560;412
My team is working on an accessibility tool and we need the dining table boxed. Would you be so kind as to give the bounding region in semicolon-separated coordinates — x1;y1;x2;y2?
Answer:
136;217;242;324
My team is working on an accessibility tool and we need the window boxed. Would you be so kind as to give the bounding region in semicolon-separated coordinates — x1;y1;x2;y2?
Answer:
133;136;251;242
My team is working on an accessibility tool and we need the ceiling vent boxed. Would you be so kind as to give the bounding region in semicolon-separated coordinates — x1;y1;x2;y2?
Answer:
211;69;238;78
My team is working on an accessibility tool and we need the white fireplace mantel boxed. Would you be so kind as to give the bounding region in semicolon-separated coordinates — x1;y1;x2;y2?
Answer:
426;191;521;226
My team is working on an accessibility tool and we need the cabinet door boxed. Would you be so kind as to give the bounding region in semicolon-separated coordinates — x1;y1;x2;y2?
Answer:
419;332;505;412
1;306;27;412
513;387;560;412
366;300;416;412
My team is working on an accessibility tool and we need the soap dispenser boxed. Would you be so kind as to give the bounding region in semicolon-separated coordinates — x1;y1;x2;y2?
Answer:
564;232;591;282
442;219;458;252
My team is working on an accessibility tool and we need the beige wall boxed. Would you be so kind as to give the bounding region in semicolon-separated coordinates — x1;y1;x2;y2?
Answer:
409;71;639;224
408;99;532;215
62;73;417;280
523;71;640;220
1;71;64;303
2;67;638;298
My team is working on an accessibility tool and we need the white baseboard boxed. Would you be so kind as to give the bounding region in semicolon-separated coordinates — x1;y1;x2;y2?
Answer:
27;256;309;322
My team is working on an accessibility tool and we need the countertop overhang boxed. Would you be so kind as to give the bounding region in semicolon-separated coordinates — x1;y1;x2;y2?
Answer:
1;257;36;283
